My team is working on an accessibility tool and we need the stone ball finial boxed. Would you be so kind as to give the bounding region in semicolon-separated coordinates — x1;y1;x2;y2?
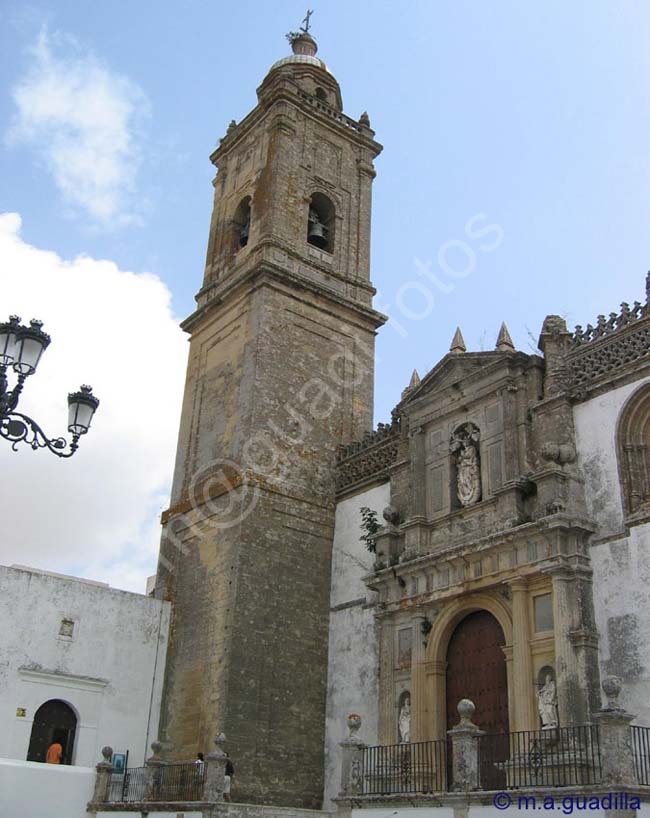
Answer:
101;746;113;763
602;675;623;709
347;713;362;737
382;505;400;527
214;732;226;748
457;698;475;725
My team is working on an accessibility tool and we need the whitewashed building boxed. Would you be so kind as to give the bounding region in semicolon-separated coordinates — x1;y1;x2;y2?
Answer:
0;564;170;769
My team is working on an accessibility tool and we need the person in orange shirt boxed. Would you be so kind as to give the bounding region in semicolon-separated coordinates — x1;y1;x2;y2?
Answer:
45;742;63;764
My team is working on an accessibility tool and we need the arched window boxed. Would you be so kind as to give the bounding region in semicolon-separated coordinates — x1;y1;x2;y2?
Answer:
307;192;335;253
617;383;650;518
232;196;251;251
315;87;327;102
27;699;77;765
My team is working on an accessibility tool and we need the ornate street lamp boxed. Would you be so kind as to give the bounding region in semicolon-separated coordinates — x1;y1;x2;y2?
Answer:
0;315;99;457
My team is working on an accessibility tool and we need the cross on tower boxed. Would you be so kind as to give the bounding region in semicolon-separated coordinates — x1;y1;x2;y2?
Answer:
301;9;313;33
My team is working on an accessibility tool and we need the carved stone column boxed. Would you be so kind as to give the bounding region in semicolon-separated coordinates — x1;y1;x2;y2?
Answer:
410;426;427;519
510;579;537;731
548;567;587;725
592;677;637;786
339;714;366;798
447;699;484;791
91;746;114;804
411;615;430;742
377;614;394;744
204;733;227;802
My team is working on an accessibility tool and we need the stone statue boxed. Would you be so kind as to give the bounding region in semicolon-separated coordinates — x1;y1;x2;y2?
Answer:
450;425;481;507
398;694;411;743
537;675;558;729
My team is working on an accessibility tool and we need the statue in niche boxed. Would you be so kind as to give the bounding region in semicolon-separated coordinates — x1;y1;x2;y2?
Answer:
450;424;482;507
398;693;411;743
537;674;559;729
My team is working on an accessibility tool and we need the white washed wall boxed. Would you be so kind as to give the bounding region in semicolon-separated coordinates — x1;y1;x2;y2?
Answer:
0;757;95;818
323;482;390;809
0;565;170;768
573;376;650;722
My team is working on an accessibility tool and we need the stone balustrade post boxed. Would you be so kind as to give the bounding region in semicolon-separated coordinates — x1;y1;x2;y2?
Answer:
144;740;166;802
339;714;366;797
447;699;484;791
204;733;228;802
91;746;114;804
592;676;637;786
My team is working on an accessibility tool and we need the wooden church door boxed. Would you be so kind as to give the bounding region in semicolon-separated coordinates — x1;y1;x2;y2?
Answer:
445;610;509;788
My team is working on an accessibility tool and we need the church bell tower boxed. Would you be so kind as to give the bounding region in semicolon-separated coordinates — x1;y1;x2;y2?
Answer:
156;27;384;808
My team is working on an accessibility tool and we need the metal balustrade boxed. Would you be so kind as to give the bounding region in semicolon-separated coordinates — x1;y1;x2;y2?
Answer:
477;726;602;789
108;762;205;803
361;739;448;795
633;725;650;785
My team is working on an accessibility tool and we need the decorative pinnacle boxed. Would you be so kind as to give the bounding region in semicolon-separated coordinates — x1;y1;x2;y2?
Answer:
496;321;515;352
449;327;466;354
408;369;421;389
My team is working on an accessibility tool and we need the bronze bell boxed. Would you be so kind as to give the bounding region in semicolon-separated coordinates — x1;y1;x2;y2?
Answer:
238;220;249;247
307;211;327;249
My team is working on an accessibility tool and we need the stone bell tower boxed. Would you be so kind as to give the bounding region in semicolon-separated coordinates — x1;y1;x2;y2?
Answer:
155;28;384;808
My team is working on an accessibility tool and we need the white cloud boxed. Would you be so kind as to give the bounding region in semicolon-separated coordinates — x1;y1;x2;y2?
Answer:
0;213;187;592
7;29;149;225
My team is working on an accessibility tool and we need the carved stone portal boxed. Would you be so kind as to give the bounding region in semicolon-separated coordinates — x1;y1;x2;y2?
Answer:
450;423;482;507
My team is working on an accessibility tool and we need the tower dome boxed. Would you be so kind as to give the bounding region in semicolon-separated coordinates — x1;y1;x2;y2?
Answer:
261;27;342;110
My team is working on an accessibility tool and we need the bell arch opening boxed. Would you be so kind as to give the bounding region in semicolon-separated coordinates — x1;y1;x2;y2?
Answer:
27;699;78;764
307;192;335;253
233;196;251;251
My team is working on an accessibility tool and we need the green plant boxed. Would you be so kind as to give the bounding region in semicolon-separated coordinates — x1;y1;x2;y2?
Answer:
359;506;381;553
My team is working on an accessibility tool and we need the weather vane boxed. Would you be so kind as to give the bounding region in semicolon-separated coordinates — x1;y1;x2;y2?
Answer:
301;9;313;33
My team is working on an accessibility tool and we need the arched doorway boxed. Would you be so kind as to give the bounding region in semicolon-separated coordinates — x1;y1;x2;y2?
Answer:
445;611;509;734
27;700;77;764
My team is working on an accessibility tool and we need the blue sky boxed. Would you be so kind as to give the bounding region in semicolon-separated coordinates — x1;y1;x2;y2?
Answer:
1;1;649;589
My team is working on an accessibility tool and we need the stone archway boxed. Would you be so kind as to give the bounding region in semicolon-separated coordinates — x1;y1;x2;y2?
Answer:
445;610;509;735
27;699;77;764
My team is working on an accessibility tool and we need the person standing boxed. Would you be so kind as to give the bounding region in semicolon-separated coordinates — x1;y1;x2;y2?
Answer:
224;753;235;802
45;742;63;764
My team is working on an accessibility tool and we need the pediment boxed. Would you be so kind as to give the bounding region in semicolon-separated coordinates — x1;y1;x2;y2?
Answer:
400;352;508;406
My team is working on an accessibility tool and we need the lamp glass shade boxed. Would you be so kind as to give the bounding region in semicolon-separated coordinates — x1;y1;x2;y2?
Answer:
13;321;50;375
0;316;22;367
68;386;99;435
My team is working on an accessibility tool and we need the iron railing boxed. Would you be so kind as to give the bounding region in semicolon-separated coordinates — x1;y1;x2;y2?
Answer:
108;762;205;803
632;725;650;785
108;766;147;802
478;726;601;789
361;739;447;795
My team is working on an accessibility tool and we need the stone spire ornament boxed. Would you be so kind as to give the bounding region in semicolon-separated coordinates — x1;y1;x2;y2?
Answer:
449;327;466;354
496;321;515;352
401;369;421;399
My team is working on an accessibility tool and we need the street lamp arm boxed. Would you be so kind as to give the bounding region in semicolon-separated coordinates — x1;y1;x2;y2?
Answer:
0;411;81;458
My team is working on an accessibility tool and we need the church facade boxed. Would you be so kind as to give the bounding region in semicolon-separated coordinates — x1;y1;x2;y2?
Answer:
151;27;650;812
325;299;650;805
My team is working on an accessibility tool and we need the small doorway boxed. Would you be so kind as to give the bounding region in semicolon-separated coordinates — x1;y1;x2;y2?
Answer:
27;699;77;764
